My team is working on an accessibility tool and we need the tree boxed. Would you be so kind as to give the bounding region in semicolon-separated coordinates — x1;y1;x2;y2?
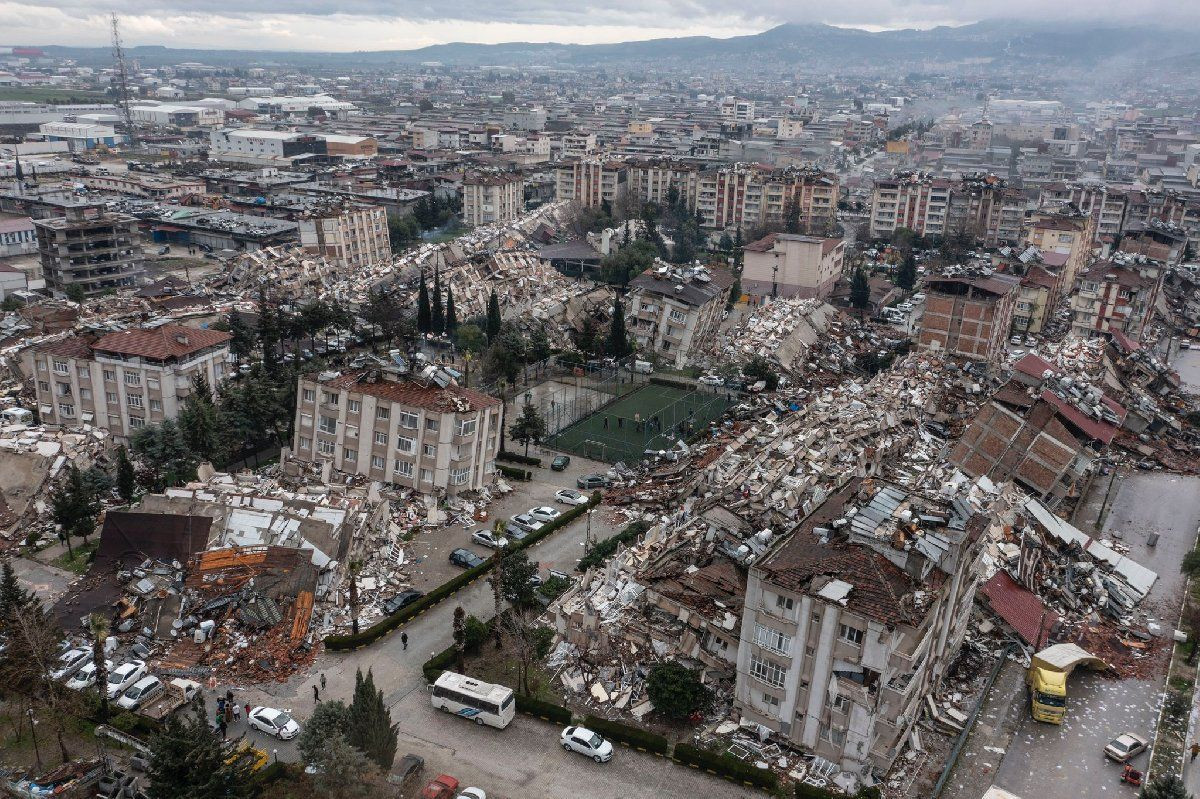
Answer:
416;274;432;334
179;375;220;462
490;541;505;649
481;325;526;387
718;231;733;253
1182;548;1200;580
453;606;467;672
733;226;744;270
50;463;99;556
363;286;405;344
1139;774;1190;799
348;559;362;635
600;239;657;287
131;419;198;492
297;700;351;766
486;290;502;341
146;708;255;799
0;557;33;631
454;323;486;356
896;251;917;292
228;313;254;364
509;398;547;457
418;98;434;112
850;266;871;316
743;354;780;391
345;669;399;772
646;661;712;720
311;735;383;799
728;277;741;308
88;613;110;719
65;283;85;304
608;295;630;358
498;549;539;608
255;291;280;370
445;285;458;335
431;268;444;335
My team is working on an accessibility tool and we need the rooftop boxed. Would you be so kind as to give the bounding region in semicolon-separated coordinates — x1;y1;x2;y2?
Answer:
313;370;501;413
93;324;231;361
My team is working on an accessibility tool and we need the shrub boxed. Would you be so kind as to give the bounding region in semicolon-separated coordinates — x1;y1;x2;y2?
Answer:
463;615;489;654
582;715;669;755
497;464;532;481
577;520;651;572
796;784;840;799
673;743;778;790
422;644;459;684
497;450;542;467
110;711;139;733
515;694;572;724
252;761;291;786
646;661;712;720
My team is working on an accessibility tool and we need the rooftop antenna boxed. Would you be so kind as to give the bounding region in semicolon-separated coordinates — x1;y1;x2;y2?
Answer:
110;12;136;148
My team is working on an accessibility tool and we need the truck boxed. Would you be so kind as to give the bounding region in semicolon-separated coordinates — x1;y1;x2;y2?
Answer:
1026;643;1104;724
137;677;201;721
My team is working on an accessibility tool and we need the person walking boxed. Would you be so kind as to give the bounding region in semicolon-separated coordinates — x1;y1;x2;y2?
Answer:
1191;741;1199;761
320;673;326;691
232;703;242;722
401;632;409;650
313;684;320;703
218;717;227;740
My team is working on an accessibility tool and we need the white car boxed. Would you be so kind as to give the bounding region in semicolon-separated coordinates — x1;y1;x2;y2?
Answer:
509;514;545;535
248;706;300;740
555;489;588;506
560;725;613;763
66;659;111;691
697;374;724;387
106;660;147;699
471;530;509;550
50;648;90;681
117;675;163;710
457;790;487;799
527;506;561;524
1104;732;1149;762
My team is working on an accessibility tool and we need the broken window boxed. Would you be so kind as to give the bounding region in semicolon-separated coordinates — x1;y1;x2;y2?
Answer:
398;411;418;429
774;593;794;612
838;624;864;646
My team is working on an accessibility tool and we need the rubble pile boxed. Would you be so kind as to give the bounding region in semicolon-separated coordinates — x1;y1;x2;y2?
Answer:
711;298;839;373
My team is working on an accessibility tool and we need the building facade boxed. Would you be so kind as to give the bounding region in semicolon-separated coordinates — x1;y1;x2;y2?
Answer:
626;264;735;369
34;205;145;298
292;369;502;496
298;205;391;270
1069;261;1161;342
918;273;1020;361
462;173;524;227
23;324;231;439
870;171;1022;247
742;233;845;302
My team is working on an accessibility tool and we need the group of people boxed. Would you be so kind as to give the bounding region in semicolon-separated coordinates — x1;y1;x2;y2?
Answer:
214;691;249;740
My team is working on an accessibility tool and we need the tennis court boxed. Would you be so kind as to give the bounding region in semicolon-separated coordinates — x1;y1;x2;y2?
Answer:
548;382;731;464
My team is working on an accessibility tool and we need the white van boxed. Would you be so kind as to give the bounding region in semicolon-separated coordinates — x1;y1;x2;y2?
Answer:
632;360;653;374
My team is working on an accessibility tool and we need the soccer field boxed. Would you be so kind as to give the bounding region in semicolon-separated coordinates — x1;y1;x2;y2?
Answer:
548;383;731;464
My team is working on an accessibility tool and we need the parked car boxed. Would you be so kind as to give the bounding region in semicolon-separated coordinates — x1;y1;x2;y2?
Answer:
1010;335;1022;345
555;488;589;506
550;454;571;471
107;660;147;699
576;474;611;490
248;706;300;740
117;676;163;711
527;506;561;524
421;775;460;799
66;659;111;691
50;648;91;681
1104;732;1148;762
449;549;486;569
508;514;545;535
457;790;486;799
381;589;425;615
697;374;724;387
560;725;614;763
471;530;509;550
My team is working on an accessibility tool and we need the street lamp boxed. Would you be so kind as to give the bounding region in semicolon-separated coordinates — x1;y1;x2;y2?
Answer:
584;508;595;554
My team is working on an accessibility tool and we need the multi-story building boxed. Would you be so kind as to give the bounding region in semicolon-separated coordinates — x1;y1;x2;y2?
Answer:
554;159;627;208
1069;261;1161;342
291;368;502;496
694;165;838;232
23;324;231;439
918;272;1020;361
34;205;144;298
37;122;121;152
298;204;391;270
868;172;951;240
461;173;524;227
734;481;985;778
626;263;735;369
869;171;1022;246
741;233;845;302
1022;204;1096;294
79;173;206;200
1038;183;1128;244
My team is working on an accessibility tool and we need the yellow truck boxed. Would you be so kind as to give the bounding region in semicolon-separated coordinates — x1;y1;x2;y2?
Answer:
1026;643;1105;724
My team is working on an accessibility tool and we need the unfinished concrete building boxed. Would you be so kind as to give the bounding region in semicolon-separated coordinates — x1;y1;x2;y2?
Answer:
34;204;144;298
918;272;1020;362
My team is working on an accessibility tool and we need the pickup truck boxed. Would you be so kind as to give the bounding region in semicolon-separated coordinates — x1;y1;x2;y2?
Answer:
137;677;201;721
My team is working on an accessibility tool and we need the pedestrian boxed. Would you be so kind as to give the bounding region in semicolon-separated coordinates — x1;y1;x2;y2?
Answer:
603;415;609;429
224;702;232;723
218;718;227;740
1192;741;1199;761
320;673;326;691
313;684;320;703
617;416;623;429
233;703;242;722
401;631;409;650
244;703;251;718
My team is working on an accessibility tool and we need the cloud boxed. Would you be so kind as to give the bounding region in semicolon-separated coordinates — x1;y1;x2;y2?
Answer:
5;0;1197;50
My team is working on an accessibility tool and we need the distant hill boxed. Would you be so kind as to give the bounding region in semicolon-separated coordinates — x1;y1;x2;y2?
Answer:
35;21;1197;71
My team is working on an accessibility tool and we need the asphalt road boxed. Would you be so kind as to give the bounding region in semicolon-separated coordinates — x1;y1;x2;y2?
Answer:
992;472;1200;799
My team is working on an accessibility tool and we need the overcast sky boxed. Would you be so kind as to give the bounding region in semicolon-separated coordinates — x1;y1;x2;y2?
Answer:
4;1;1196;51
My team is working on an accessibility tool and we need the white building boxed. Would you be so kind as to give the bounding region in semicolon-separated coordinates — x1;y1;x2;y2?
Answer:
130;104;225;128
38;122;120;152
741;233;845;303
298;205;391;269
462;173;524;227
0;216;36;258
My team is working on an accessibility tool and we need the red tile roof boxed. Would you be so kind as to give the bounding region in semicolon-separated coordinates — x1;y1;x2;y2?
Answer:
93;324;231;361
1039;389;1123;445
1013;353;1056;380
980;571;1057;648
318;370;501;413
33;335;96;359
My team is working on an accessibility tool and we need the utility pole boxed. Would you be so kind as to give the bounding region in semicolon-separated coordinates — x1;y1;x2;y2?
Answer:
110;12;136;149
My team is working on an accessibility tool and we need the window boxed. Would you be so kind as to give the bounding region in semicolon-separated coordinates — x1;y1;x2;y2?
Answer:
396;435;415;454
669;309;686;322
318;415;337;434
103;369;115;382
774;594;794;612
149;399;162;412
105;392;118;405
80;388;92;401
832;694;850;713
423;443;437;457
56;382;71;396
398;411;418;429
302;389;315;402
300;412;313;428
317;439;335;456
128;416;145;429
825;727;845;746
762;692;780;711
147;377;160;391
324;392;339;406
749;654;786;688
1082;281;1099;292
838;624;863;646
420;468;432;483
375;406;389;420
298;436;311;449
456;418;476;436
754;624;792;656
374;431;388;446
58;402;74;417
343;448;357;462
338;399;356;414
394;460;414;477
450;467;469;485
123;372;140;386
426;418;440;432
37;380;49;392
127;394;143;409
371;455;385;469
36;360;47;373
77;366;90;378
53;359;68;375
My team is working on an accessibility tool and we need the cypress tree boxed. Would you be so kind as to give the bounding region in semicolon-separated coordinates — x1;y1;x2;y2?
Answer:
345;669;398;771
431;267;444;335
115;445;135;503
416;273;432;334
445;285;458;335
608;295;629;357
486;290;502;342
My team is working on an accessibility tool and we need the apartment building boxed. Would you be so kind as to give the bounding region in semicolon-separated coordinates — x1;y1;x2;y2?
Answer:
695;165;838;232
1069;261;1161;343
1022;205;1096;293
741;233;845;302
868;172;951;240
554;159;627;208
626;263;735;369
461;173;524;227
298;204;391;270
34;205;145;298
23;324;231;438
735;481;985;778
869;171;1022;246
1038;183;1128;244
918;272;1020;361
292;369;502;496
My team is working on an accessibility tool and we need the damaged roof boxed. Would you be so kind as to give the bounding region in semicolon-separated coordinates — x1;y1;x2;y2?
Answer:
314;369;501;412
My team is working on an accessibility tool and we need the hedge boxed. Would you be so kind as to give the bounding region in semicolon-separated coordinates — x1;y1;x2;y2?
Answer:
673;743;778;791
516;694;572;724
577;520;651;572
497;450;542;467
583;715;669;755
422;642;460;683
252;761;291;788
325;493;601;650
497;464;532;481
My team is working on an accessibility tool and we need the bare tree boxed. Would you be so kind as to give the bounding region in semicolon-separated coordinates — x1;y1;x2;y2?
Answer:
3;600;78;764
489;524;507;650
88;613;110;719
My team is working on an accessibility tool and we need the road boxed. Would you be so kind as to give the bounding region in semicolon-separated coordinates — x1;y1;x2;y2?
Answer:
224;453;753;799
992;472;1200;799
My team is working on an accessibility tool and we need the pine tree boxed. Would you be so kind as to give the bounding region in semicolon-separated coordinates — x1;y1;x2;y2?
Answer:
88;613;110;718
115;445;135;503
445;285;458;335
453;607;466;671
897;251;918;292
850;266;871;317
255;291;280;370
50;463;99;556
431;268;444;335
228;313;254;364
0;557;33;628
1139;774;1189;799
608;295;629;358
733;226;744;271
345;669;398;772
416;274;432;334
509;399;547;457
486;290;502;342
146;708;255;799
179;375;219;463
